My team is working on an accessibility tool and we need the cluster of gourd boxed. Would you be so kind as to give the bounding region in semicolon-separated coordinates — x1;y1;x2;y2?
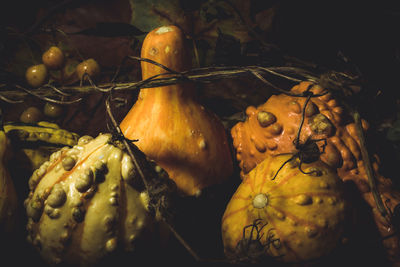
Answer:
227;82;400;263
224;82;400;264
1;24;400;266
2;25;234;266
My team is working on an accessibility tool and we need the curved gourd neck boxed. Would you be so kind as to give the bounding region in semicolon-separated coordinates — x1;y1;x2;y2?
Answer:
138;82;196;101
138;25;195;101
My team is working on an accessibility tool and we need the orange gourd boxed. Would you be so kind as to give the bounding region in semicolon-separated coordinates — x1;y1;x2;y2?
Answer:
222;154;348;263
231;81;400;262
120;25;233;196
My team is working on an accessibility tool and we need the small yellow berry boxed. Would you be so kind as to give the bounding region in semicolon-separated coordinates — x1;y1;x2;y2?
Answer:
42;46;64;69
26;64;48;88
76;58;100;81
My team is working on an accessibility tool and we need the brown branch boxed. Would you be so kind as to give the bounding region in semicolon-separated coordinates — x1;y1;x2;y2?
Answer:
162;220;202;262
0;93;23;104
43;84;72;96
104;95;149;191
0;64;332;103
105;95;207;262
353;111;388;218
14;85;82;104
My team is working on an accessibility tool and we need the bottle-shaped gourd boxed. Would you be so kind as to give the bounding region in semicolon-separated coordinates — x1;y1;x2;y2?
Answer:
120;25;233;196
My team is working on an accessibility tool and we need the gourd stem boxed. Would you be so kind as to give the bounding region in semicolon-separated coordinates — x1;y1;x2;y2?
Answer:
352;111;388;218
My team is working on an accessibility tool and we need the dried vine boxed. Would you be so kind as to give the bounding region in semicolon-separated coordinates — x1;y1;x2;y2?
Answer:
0;55;328;104
2;52;389;223
105;93;202;261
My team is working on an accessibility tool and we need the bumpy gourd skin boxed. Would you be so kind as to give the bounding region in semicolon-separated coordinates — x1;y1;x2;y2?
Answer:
231;81;400;262
222;154;348;263
4;121;79;147
0;130;18;235
4;121;80;171
25;133;155;266
231;82;359;176
120;25;233;196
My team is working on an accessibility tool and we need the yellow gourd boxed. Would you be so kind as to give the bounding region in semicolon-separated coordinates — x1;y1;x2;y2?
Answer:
230;81;400;262
222;154;348;263
25;133;156;266
4;121;79;171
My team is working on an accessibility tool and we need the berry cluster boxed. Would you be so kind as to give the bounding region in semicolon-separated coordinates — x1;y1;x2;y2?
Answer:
25;46;100;88
23;46;101;123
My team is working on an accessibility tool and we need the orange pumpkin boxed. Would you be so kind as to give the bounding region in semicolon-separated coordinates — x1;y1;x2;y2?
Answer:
222;154;348;263
231;81;400;262
120;25;233;196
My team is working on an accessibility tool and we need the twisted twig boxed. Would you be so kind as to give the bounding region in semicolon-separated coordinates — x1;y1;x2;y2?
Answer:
104;95;149;191
13;85;82;104
104;94;203;262
43;84;72;96
0;61;337;103
0;93;23;104
353;110;388;218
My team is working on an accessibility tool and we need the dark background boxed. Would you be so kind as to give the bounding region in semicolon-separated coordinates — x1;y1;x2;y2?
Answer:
1;1;400;266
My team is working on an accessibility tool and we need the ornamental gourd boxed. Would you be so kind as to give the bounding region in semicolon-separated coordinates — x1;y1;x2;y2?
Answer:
231;81;400;262
24;133;155;266
222;154;348;263
4;121;79;171
120;25;233;196
0;126;18;236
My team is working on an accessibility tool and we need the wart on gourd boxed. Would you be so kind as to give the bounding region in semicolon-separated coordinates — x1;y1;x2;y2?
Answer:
4;121;79;146
230;81;400;263
46;183;66;208
24;133;155;266
222;154;348;263
75;169;94;192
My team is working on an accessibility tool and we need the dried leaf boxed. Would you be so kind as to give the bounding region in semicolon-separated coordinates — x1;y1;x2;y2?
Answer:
68;22;146;37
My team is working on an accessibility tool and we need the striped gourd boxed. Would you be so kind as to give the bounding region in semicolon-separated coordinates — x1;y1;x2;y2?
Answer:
4;121;79;171
221;154;348;263
24;133;155;266
230;81;400;262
